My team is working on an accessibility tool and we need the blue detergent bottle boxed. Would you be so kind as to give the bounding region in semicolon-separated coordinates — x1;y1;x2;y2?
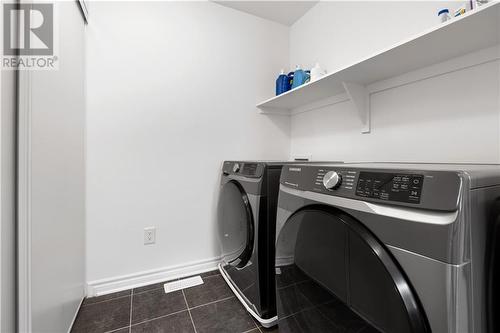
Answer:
291;65;310;89
276;69;291;95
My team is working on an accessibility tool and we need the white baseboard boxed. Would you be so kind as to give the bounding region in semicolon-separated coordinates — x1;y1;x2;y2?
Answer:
86;256;221;297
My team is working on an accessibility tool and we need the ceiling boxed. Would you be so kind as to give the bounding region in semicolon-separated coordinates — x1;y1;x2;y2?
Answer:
214;1;319;26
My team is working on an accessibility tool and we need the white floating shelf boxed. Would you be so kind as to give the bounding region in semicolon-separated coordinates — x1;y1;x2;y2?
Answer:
257;2;500;133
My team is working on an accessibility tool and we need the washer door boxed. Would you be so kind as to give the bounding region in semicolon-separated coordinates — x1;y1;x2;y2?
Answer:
218;180;254;268
275;206;430;333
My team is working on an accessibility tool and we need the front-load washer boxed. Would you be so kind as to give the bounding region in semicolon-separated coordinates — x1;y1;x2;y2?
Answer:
217;161;291;327
274;163;500;333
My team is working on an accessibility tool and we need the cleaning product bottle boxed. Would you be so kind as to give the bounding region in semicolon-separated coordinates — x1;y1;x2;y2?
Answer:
275;69;291;96
291;65;310;89
454;6;466;17
438;8;451;22
287;71;294;89
310;63;327;82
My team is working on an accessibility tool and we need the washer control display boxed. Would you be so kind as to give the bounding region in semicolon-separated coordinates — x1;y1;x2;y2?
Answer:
356;172;424;204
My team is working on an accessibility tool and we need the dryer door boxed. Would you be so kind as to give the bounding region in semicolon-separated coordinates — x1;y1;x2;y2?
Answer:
218;180;254;268
275;206;430;333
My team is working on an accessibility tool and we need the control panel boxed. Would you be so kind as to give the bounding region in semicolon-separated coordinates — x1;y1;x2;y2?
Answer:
356;172;424;204
315;169;356;193
222;161;264;178
279;167;360;197
280;165;463;211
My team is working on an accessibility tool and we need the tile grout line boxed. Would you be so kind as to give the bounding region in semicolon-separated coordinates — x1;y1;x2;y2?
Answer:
127;294;235;329
253;318;263;333
315;302;342;331
128;289;133;333
276;277;310;292
81;272;223;333
188;295;235;311
250;316;261;332
247;319;260;333
278;298;337;327
102;273;228;332
278;303;316;322
185;293;258;333
103;326;130;333
182;289;198;333
241;328;259;333
132;285;167;296
130;309;190;327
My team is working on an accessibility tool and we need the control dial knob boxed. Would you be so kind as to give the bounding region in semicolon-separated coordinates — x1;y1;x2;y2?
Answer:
323;171;342;189
233;163;240;173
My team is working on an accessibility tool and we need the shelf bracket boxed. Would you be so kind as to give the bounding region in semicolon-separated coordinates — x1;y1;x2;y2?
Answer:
257;106;291;116
342;82;370;133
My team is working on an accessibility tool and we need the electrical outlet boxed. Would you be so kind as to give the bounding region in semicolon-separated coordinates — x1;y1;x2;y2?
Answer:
144;227;156;245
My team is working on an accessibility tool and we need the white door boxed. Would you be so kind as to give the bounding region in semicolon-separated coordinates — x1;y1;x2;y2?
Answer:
17;1;87;332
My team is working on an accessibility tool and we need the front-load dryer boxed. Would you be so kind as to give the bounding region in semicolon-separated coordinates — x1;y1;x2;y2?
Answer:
217;161;290;327
274;163;500;333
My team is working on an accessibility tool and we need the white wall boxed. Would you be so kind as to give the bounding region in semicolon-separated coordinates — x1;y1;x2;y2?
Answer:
85;0;499;291
86;1;290;285
290;1;500;163
17;2;87;332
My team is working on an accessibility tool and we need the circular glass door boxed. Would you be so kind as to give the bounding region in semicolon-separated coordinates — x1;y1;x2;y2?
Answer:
218;180;254;268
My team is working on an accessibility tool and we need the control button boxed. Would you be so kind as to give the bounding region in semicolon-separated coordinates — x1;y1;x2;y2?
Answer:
233;163;240;173
413;179;421;185
323;171;342;190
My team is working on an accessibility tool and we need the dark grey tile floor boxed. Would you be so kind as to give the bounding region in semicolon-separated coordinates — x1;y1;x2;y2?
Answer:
72;268;379;333
274;265;380;333
71;270;266;333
